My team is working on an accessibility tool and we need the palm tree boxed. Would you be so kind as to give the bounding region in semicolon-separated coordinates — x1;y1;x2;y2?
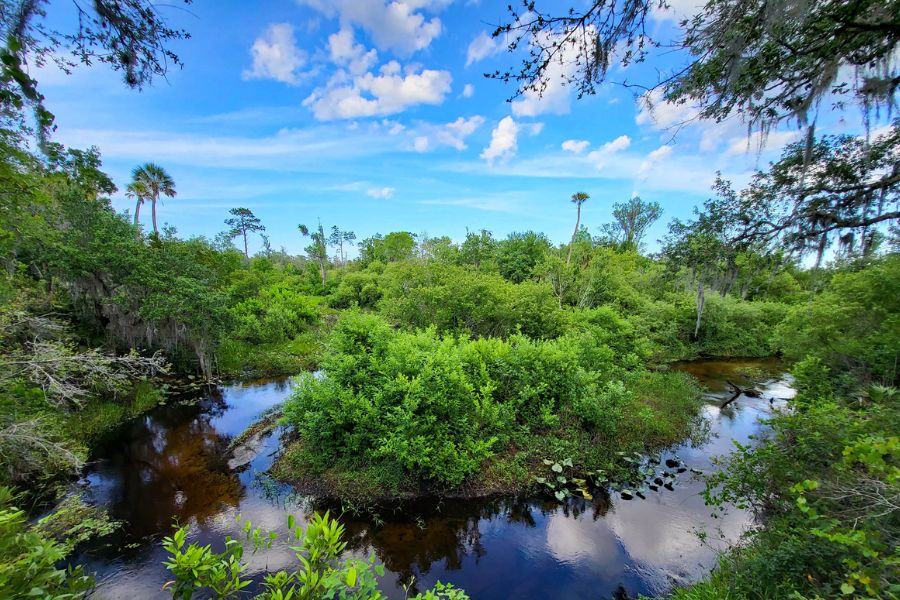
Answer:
132;163;176;235
567;191;590;265
125;180;149;228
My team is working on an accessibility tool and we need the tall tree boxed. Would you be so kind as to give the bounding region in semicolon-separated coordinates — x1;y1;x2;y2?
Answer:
328;226;357;265
225;207;265;258
567;192;590;266
131;163;175;235
299;222;328;288
125;180;148;228
601;196;662;251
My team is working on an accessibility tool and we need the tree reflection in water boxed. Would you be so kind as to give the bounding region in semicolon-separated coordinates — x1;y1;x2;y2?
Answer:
88;392;245;543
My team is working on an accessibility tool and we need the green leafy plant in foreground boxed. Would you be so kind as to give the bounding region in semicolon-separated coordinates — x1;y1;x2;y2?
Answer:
162;511;468;599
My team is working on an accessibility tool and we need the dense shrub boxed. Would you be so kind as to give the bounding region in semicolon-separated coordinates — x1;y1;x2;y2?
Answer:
775;254;900;386
378;262;566;339
230;277;322;344
281;312;699;490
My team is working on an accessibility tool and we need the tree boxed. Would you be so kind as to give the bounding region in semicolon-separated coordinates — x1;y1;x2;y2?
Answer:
567;192;589;266
225;207;265;258
497;231;551;283
131;163;175;235
328;226;356;265
458;228;497;270
124;180;148;228
490;0;898;134
714;127;900;266
359;231;417;264
601;196;662;251
1;1;192;147
299;222;328;288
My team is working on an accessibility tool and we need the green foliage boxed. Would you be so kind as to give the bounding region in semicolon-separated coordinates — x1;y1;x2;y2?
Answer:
776;255;900;387
328;270;383;309
379;261;566;339
496;231;550;283
281;311;701;492
162;511;467;599
0;487;94;599
359;231;417;265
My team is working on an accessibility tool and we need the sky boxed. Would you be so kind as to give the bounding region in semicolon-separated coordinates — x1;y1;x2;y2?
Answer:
33;0;862;256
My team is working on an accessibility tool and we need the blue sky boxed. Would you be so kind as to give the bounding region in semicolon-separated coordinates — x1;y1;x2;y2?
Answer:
35;0;863;256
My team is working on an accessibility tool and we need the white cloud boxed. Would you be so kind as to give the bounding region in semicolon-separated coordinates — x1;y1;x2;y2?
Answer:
466;31;501;66
562;139;589;153
327;27;378;75
586;134;631;168
725;130;800;156
366;186;396;198
304;61;452;120
461;83;475;98
635;88;700;129
242;24;307;85
653;0;706;22
511;27;589;117
409;116;485;152
56;126;397;171
480;116;520;165
297;0;443;55
436;116;485;149
639;145;674;177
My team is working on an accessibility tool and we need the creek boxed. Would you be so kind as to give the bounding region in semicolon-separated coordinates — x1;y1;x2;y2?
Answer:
73;359;794;599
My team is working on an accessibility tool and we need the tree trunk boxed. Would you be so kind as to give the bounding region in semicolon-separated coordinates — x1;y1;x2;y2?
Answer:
134;199;141;226
151;195;159;234
693;280;705;340
319;258;326;288
242;229;248;258
567;204;581;266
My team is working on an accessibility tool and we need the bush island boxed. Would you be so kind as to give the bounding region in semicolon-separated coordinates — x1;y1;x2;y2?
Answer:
280;311;702;495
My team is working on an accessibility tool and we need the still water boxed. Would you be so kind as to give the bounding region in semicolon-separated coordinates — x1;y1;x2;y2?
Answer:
75;360;794;599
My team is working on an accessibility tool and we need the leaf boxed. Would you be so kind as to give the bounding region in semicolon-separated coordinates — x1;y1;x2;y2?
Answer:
543;459;554;466
561;458;573;468
841;583;855;595
551;463;563;473
554;490;566;501
345;567;357;588
535;477;547;484
287;515;295;529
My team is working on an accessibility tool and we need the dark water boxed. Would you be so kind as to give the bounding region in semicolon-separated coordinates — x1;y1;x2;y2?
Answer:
75;360;794;599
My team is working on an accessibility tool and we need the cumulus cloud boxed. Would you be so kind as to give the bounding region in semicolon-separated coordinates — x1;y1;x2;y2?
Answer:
586;134;631;168
366;186;395;198
436;116;485;149
297;0;443;55
303;61;452;120
562;139;589;153
725;130;800;156
480;116;520;165
410;116;485;152
327;27;378;75
466;31;501;66
635;88;701;129
461;83;474;98
639;145;674;177
511;28;590;117
242;24;307;85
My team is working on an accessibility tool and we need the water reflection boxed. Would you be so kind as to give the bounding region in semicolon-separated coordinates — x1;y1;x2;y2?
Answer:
76;360;792;599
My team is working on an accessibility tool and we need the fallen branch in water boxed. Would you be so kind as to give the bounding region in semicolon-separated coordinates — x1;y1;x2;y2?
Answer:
721;380;765;408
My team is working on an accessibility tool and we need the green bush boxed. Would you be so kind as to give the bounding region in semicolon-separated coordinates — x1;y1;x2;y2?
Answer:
281;312;700;491
0;488;94;599
378;262;565;339
776;255;900;387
